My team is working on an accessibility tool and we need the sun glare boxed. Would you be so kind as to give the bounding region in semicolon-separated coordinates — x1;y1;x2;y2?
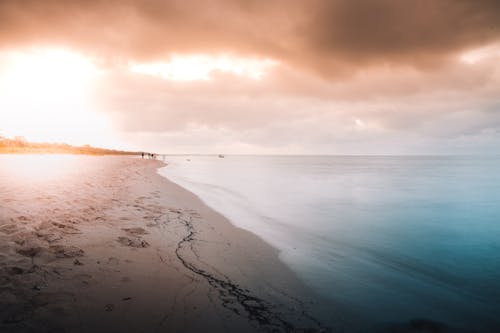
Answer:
0;154;82;184
0;48;116;147
460;44;500;64
130;54;277;81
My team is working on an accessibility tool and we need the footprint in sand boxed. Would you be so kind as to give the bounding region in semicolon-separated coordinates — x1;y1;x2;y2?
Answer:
122;227;149;236
107;257;119;265
73;259;84;266
117;236;150;248
104;304;114;312
5;266;25;275
73;273;92;283
0;224;19;235
168;208;182;214
16;246;43;258
37;232;63;244
51;222;81;234
50;245;84;258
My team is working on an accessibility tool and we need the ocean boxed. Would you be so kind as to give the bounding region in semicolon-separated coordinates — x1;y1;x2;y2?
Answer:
158;155;500;331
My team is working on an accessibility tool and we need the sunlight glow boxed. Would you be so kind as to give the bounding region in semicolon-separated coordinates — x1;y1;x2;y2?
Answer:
0;48;117;147
130;54;277;81
460;44;500;64
0;154;82;183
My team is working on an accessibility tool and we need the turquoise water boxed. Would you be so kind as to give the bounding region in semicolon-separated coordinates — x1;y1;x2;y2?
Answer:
158;156;500;331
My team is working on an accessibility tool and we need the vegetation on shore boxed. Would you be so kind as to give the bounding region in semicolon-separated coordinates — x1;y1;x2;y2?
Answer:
0;136;140;155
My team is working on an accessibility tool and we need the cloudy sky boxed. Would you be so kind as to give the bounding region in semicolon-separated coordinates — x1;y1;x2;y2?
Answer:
0;0;499;154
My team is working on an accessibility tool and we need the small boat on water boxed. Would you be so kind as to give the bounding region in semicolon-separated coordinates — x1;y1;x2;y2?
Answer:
218;154;225;158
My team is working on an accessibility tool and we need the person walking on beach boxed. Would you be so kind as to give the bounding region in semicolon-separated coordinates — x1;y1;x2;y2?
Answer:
141;152;144;159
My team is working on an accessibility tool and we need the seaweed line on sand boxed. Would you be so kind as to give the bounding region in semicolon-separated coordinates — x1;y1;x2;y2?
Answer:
173;212;329;333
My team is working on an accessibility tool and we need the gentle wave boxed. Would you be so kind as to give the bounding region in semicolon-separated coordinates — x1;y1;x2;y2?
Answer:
158;155;500;331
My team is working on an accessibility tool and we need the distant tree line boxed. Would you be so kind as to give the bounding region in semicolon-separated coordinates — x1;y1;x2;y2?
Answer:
0;136;139;155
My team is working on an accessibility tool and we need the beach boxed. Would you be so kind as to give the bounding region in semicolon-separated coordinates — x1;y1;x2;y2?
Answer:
0;155;341;333
160;155;500;333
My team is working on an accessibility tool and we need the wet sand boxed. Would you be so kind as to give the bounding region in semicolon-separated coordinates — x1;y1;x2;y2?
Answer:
0;155;346;332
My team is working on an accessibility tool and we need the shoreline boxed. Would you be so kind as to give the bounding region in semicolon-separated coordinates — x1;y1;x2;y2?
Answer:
0;155;349;332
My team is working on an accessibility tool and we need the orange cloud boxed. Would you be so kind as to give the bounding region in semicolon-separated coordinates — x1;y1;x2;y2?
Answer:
1;0;499;76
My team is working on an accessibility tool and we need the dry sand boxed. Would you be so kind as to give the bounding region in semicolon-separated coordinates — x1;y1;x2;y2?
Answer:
0;155;347;333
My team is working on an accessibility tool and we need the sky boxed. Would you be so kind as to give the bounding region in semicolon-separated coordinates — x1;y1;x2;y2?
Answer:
0;0;499;154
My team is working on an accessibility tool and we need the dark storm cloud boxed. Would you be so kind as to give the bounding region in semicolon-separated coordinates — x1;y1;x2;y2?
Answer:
1;0;500;74
305;0;500;67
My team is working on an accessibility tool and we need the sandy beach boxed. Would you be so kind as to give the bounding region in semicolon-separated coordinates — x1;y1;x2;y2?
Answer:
0;155;344;333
